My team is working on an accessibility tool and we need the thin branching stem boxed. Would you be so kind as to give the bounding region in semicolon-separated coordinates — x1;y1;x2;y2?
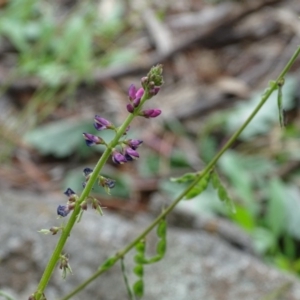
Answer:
60;46;300;300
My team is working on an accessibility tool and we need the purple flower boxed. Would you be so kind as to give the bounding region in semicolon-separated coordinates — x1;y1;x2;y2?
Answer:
124;147;139;160
126;139;143;150
128;84;137;101
83;167;93;177
57;205;71;217
83;133;104;146
150;86;160;96
94;115;113;131
112;150;127;164
127;104;134;113
140;109;161;118
128;84;144;107
64;188;76;197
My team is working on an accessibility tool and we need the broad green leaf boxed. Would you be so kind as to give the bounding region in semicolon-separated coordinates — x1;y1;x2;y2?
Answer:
24;119;112;158
230;205;255;232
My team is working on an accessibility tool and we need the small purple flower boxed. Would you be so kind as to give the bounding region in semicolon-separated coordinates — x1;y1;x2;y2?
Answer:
83;167;93;177
94;115;114;131
127;104;134;113
126;139;143;150
64;188;76;197
112;150;127;164
149;86;160;96
124;147;139;161
140;109;161;118
128;84;137;101
128;84;144;107
83;133;104;146
57;205;71;217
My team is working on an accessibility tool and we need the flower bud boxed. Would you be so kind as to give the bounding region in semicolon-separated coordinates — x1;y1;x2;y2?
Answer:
124;147;139;160
126;139;143;150
57;205;71;217
127;104;134;113
140;109;161;118
83;133;105;146
112;150;127;164
94;115;114;130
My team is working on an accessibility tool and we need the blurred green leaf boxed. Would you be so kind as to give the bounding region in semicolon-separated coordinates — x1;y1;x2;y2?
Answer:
252;227;276;254
133;280;144;297
265;178;287;238
230;205;255;232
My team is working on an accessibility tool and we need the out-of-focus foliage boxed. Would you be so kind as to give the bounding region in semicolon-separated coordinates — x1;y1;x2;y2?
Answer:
0;0;136;86
161;79;300;275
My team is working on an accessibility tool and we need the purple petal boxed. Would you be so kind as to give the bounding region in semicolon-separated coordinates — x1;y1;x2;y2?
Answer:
64;188;76;197
112;151;127;164
127;139;143;150
126;104;134;113
125;147;139;159
128;84;137;101
57;205;70;217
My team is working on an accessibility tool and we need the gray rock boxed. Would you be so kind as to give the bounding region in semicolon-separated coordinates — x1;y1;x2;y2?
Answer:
0;189;300;300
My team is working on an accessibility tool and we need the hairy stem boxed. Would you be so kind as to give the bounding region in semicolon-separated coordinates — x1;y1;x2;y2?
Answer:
60;46;300;300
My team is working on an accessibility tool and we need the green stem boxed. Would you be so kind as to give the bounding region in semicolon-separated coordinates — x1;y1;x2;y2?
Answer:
60;46;300;300
34;90;152;299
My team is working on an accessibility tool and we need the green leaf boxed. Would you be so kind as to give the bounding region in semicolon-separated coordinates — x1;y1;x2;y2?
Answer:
0;290;16;300
135;240;146;254
156;220;167;238
133;280;144;297
156;239;167;257
133;265;144;277
265;178;286;238
252;227;276;254
24;119;110;158
134;254;147;265
217;186;227;202
211;172;220;189
185;173;211;200
170;172;197;183
230;205;255;232
99;257;116;270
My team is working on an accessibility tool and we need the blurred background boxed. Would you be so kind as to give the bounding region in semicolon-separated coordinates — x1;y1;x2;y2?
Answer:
1;0;300;299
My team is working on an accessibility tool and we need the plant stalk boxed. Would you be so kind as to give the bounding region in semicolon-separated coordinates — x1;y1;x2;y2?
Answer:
60;46;300;300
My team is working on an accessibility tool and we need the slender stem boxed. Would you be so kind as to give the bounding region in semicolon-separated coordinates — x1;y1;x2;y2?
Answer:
35;89;152;299
60;46;300;300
